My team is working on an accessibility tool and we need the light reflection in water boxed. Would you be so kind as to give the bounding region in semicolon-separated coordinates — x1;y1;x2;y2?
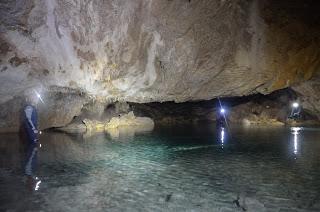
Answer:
1;126;320;211
217;126;226;149
291;127;302;156
221;127;225;148
35;179;41;191
25;142;41;191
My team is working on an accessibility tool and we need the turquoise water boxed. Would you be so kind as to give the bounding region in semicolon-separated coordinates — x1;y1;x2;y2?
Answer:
1;124;320;211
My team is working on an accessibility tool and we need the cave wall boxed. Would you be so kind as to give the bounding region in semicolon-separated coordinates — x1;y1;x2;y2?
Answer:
131;88;320;126
0;0;320;131
293;71;320;120
0;87;86;132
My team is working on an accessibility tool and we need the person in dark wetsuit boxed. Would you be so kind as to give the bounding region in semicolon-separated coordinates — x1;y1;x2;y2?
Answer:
24;105;39;145
23;96;41;190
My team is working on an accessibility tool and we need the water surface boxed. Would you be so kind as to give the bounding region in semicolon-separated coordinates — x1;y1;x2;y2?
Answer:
1;124;320;211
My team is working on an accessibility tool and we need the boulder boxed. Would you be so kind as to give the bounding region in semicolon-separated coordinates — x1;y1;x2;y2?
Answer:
81;111;154;134
82;119;105;132
105;112;154;129
229;100;287;126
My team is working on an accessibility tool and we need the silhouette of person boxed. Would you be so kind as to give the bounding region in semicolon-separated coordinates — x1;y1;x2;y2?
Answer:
22;94;41;191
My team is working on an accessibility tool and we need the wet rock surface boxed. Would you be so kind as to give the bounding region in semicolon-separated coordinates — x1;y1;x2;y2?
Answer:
105;112;154;130
60;111;154;135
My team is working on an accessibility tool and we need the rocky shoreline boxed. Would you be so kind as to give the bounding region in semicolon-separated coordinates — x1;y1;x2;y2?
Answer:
58;111;154;134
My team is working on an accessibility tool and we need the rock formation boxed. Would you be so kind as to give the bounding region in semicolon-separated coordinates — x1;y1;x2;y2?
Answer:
0;0;320;131
105;112;154;129
0;86;86;132
80;111;154;134
293;72;320;120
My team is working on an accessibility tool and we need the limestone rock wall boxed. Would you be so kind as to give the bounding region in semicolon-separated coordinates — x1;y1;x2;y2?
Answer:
293;71;320;120
0;0;320;131
0;87;86;132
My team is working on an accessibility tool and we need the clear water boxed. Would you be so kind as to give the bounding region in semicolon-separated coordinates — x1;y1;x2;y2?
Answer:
1;124;320;212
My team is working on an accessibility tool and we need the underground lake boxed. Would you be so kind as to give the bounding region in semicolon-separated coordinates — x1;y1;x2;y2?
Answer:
1;0;320;211
1;124;320;211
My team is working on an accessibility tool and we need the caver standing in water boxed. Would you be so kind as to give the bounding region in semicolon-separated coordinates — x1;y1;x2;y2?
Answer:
23;94;41;191
216;107;226;128
289;101;301;120
216;107;227;146
24;105;39;145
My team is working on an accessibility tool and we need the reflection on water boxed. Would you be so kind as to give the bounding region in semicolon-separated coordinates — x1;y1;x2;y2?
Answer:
219;127;226;149
291;127;302;156
1;124;320;211
104;124;154;140
25;141;41;191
